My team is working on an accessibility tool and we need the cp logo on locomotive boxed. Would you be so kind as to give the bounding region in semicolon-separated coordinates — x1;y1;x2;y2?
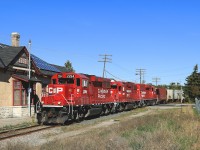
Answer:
49;87;63;94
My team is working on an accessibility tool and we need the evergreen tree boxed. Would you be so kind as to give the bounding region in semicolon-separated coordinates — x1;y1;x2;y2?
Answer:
184;64;200;102
64;60;75;72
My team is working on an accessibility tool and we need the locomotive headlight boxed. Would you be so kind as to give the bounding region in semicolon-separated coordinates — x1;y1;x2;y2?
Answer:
41;101;44;104
58;101;61;105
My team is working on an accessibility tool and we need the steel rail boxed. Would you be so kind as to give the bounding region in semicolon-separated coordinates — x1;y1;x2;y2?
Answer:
0;125;56;141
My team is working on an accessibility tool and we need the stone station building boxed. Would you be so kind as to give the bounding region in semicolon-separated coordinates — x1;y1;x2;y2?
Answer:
0;33;68;118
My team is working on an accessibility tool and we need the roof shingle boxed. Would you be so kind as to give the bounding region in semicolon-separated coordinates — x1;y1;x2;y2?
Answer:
0;45;24;67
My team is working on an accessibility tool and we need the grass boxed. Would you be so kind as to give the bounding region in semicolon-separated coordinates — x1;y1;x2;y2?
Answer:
3;106;200;150
46;107;200;150
59;107;148;133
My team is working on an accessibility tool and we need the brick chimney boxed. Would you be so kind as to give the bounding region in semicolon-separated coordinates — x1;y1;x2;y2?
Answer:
11;32;20;47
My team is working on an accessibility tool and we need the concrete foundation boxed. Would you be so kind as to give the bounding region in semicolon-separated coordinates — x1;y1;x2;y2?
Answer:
0;106;35;118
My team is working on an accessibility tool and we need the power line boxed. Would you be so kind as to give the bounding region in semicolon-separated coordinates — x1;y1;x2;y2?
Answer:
98;54;112;78
152;77;160;86
136;68;146;84
105;70;126;82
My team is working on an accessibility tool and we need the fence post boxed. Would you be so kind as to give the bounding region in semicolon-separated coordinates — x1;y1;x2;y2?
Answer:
195;98;200;113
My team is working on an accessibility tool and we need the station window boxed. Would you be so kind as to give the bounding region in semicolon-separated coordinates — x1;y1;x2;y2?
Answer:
13;80;27;106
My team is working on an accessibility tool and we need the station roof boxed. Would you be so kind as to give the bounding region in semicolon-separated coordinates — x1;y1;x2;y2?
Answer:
0;43;68;76
0;44;24;68
12;74;41;82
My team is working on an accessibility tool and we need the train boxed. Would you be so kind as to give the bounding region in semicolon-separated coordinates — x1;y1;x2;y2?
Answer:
36;72;169;124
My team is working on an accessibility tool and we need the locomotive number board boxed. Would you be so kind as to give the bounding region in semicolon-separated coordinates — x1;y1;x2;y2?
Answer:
67;75;75;78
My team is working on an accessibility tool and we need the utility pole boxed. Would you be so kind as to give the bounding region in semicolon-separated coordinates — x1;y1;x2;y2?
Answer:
98;54;112;78
28;40;31;117
136;69;146;104
152;77;160;86
136;69;146;84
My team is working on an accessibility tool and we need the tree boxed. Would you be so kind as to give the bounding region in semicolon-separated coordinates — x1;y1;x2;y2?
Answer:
184;64;200;102
168;82;181;90
64;60;75;72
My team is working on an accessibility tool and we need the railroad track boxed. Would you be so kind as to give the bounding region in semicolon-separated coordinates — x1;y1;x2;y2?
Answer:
0;125;56;141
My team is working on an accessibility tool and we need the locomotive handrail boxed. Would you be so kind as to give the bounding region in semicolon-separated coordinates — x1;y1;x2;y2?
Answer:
61;94;72;115
71;94;74;116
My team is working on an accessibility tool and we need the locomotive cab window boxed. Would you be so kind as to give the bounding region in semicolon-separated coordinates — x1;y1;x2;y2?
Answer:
133;85;137;90
93;81;102;87
122;87;125;91
58;78;67;84
146;87;150;91
103;81;111;88
127;85;131;89
111;85;117;89
82;79;88;87
52;79;56;84
118;86;121;91
76;78;80;86
58;78;74;84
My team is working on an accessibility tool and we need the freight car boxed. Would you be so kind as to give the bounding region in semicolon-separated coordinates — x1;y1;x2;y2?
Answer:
167;89;184;102
156;87;167;104
37;72;167;124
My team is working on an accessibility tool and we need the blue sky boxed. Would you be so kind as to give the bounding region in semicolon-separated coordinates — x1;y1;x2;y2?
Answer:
1;0;199;85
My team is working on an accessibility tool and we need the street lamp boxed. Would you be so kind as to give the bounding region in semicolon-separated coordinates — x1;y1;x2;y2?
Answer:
28;40;31;117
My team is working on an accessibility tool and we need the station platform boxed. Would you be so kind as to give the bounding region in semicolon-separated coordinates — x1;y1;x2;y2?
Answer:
0;116;36;128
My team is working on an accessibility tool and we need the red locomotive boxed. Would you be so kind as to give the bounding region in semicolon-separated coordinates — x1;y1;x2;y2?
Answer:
37;72;167;124
144;84;157;105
